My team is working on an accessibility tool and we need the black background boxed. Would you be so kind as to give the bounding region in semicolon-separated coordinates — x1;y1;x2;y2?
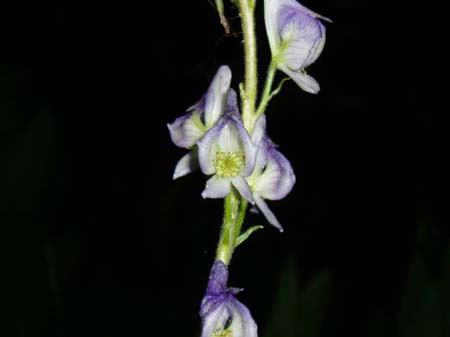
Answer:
1;1;445;336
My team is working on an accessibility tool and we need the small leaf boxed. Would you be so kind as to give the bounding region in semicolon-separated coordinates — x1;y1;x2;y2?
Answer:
236;225;263;246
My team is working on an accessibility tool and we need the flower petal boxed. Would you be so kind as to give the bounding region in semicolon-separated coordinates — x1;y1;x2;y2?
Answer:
202;176;231;199
279;8;326;70
254;194;284;232
279;64;320;94
254;143;296;200
167;112;205;148
172;151;199;180
197;120;226;175
216;122;242;153
264;0;283;53
231;176;255;204
228;297;258;337
204;65;232;128
231;118;258;177
251;113;267;147
200;302;230;337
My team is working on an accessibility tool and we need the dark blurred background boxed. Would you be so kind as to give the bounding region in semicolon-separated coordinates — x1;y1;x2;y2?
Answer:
1;1;446;336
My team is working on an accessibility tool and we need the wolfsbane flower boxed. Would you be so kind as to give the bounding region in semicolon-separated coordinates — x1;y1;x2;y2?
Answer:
197;89;257;203
168;65;232;179
200;260;258;337
247;114;296;231
264;0;331;93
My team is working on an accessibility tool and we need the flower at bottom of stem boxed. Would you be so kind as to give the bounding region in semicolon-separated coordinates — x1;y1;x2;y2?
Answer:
200;261;258;337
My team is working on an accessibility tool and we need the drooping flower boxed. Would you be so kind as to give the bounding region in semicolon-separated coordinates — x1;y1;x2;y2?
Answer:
200;260;258;337
197;89;257;203
264;0;331;93
168;65;232;179
247;114;296;232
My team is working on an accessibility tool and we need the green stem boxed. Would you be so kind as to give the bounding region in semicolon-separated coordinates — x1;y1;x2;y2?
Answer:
255;61;277;116
234;199;248;242
239;0;258;131
216;190;241;265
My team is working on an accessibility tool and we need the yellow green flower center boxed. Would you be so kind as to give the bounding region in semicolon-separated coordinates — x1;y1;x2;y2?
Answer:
215;151;244;178
212;329;233;337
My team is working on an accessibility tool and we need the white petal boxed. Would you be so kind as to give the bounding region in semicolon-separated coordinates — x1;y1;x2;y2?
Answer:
254;194;284;232
204;65;232;129
216;123;241;153
228;298;258;337
173;151;198;180
167;112;205;149
251;113;267;147
200;303;229;337
197;121;225;175
264;0;283;54
202;176;231;199
254;146;296;200
279;64;320;94
231;176;255;204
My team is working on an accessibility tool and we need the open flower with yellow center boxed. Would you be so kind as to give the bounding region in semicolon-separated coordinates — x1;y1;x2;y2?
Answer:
197;90;257;202
168;65;232;179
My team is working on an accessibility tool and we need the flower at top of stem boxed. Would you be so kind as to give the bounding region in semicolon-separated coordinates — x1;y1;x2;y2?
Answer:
264;0;331;94
197;89;258;203
200;260;258;337
167;66;232;179
247;114;296;231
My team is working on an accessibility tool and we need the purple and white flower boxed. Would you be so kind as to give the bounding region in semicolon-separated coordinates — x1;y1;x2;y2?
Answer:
197;89;257;203
200;260;258;337
247;114;296;231
168;65;232;179
264;0;331;93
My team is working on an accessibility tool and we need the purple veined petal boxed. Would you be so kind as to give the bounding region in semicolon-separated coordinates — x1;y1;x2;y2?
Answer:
270;0;332;24
279;9;326;70
254;194;284;232
253;137;270;174
225;88;240;117
251;113;267;147
167;112;205;149
279;64;320;94
264;0;331;56
202;176;232;199
197;120;226;175
231;176;255;204
172;151;199;180
254;144;296;200
204;65;232;129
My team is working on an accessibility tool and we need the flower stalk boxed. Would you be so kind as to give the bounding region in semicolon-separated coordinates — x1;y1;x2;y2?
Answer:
216;189;241;265
239;0;258;132
216;0;259;267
